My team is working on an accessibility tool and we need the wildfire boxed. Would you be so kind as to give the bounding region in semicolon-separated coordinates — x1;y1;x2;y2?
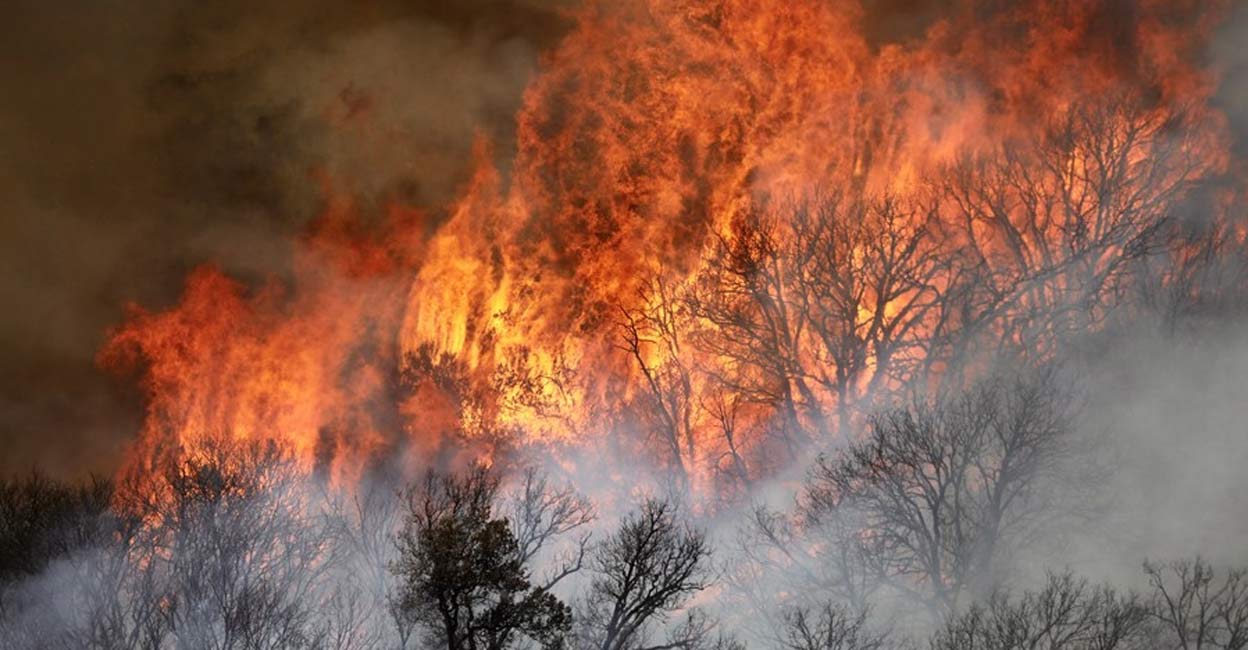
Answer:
101;0;1238;497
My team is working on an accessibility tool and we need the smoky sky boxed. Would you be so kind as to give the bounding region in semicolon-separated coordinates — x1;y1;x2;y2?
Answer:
2;0;1246;478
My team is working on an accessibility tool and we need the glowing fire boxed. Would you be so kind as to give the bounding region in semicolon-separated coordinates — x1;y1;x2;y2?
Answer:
101;0;1237;495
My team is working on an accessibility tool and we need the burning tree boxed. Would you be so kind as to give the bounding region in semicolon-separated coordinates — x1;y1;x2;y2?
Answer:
688;192;947;446
86;0;1238;505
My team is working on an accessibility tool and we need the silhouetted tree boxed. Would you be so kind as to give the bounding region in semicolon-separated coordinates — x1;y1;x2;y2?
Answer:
1144;558;1248;650
777;605;895;650
931;572;1150;650
0;472;125;649
0;438;356;650
616;274;700;496
0;471;113;588
392;463;571;650
506;466;596;589
142;438;337;650
577;498;713;650
798;371;1084;619
688;192;945;448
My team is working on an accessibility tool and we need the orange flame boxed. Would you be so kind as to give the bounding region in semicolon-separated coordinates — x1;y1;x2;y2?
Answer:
102;0;1237;497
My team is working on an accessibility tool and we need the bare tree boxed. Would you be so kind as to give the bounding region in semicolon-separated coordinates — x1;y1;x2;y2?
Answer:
577;498;713;650
665;609;747;650
143;438;335;650
505;466;596;589
686;201;820;455
936;92;1206;369
931;572;1150;650
616;274;700;496
801;371;1081;618
777;604;895;650
322;476;409;650
10;437;349;650
701;386;756;500
1130;204;1248;335
0;473;154;650
1144;558;1248;650
0;472;113;588
688;191;947;451
727;499;880;632
66;506;166;650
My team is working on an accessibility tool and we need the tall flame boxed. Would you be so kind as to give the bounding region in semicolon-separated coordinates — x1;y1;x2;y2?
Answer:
102;0;1238;496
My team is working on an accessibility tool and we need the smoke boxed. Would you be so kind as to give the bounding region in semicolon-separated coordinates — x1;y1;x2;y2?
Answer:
1213;0;1248;158
1058;317;1248;581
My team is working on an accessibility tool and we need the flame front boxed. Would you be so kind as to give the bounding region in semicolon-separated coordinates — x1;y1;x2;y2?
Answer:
101;0;1239;497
